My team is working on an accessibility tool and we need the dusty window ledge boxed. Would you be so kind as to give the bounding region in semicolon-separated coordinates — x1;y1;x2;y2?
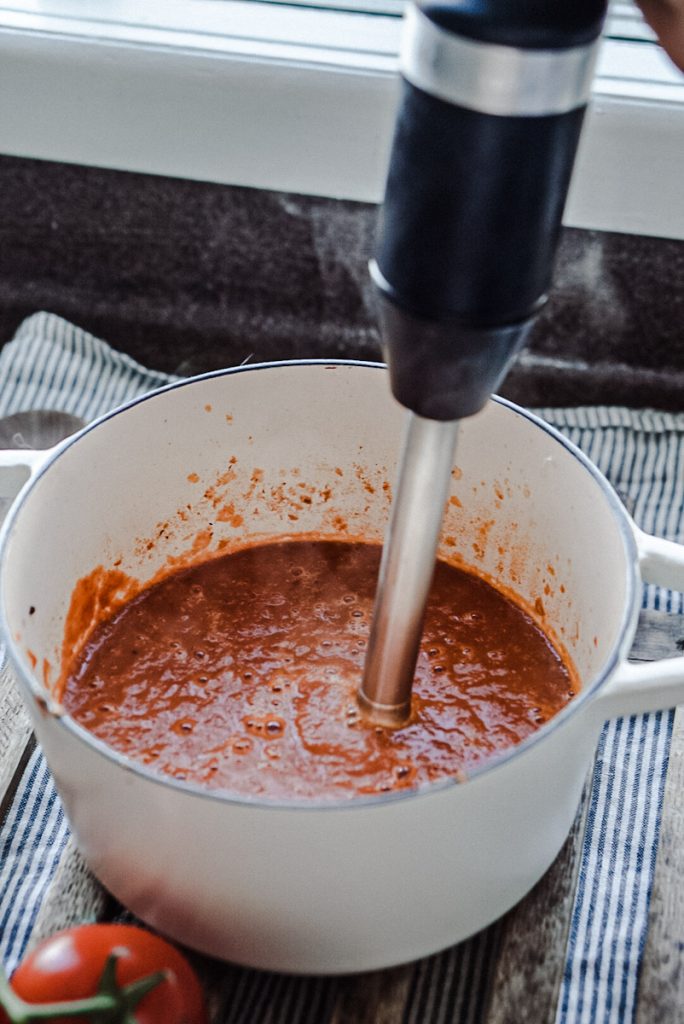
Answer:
0;0;682;239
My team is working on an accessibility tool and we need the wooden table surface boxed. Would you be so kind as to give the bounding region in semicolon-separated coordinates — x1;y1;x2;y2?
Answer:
1;609;682;1023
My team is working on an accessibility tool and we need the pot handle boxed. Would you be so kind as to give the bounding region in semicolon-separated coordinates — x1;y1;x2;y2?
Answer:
0;448;51;499
596;525;684;719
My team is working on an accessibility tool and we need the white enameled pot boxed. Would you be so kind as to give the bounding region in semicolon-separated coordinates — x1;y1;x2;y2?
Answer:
1;361;684;975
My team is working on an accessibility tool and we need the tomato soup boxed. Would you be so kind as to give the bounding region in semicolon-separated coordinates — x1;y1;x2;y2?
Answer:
62;540;576;800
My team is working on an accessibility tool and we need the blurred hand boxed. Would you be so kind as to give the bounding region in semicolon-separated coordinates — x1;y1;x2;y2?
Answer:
636;0;684;70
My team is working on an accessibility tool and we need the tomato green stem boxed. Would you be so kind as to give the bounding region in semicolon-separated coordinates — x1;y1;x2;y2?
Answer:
0;952;167;1023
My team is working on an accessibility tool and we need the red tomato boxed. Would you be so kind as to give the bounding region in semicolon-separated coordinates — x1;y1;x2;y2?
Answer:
6;924;208;1024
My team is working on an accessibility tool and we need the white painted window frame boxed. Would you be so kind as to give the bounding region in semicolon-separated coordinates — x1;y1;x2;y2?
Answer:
0;0;682;239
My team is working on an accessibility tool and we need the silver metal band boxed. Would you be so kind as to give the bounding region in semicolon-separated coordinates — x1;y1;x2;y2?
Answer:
400;4;600;117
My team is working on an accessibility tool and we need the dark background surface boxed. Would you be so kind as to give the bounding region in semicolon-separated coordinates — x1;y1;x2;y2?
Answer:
1;153;682;409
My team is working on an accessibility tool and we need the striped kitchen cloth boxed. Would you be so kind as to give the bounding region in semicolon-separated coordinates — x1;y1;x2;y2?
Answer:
0;312;681;1024
0;313;176;968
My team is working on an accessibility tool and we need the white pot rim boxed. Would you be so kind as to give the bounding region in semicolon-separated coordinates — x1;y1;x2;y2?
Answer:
0;359;641;812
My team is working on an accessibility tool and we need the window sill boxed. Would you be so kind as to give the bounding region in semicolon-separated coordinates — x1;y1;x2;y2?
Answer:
0;0;682;239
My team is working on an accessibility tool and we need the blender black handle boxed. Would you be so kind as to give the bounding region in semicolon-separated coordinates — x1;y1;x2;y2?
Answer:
374;0;608;419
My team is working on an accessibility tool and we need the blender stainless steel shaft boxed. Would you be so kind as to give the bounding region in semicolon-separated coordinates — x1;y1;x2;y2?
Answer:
359;0;608;726
358;414;459;727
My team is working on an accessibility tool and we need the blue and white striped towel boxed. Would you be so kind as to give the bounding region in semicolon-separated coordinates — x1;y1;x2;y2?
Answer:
0;312;681;1023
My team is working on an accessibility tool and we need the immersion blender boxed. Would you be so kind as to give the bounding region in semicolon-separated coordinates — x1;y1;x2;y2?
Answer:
358;0;608;726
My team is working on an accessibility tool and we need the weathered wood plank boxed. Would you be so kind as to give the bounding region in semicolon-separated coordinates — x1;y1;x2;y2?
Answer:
482;783;590;1024
27;835;109;949
635;704;684;1022
0;661;33;813
629;609;684;662
632;605;684;1018
483;609;684;1024
330;965;414;1024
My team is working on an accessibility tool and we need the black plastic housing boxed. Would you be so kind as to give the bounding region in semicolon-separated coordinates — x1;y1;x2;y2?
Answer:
372;272;535;420
421;0;607;49
375;82;586;329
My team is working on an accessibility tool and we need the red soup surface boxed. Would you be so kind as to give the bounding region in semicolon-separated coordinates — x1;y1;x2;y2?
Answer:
62;539;576;800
